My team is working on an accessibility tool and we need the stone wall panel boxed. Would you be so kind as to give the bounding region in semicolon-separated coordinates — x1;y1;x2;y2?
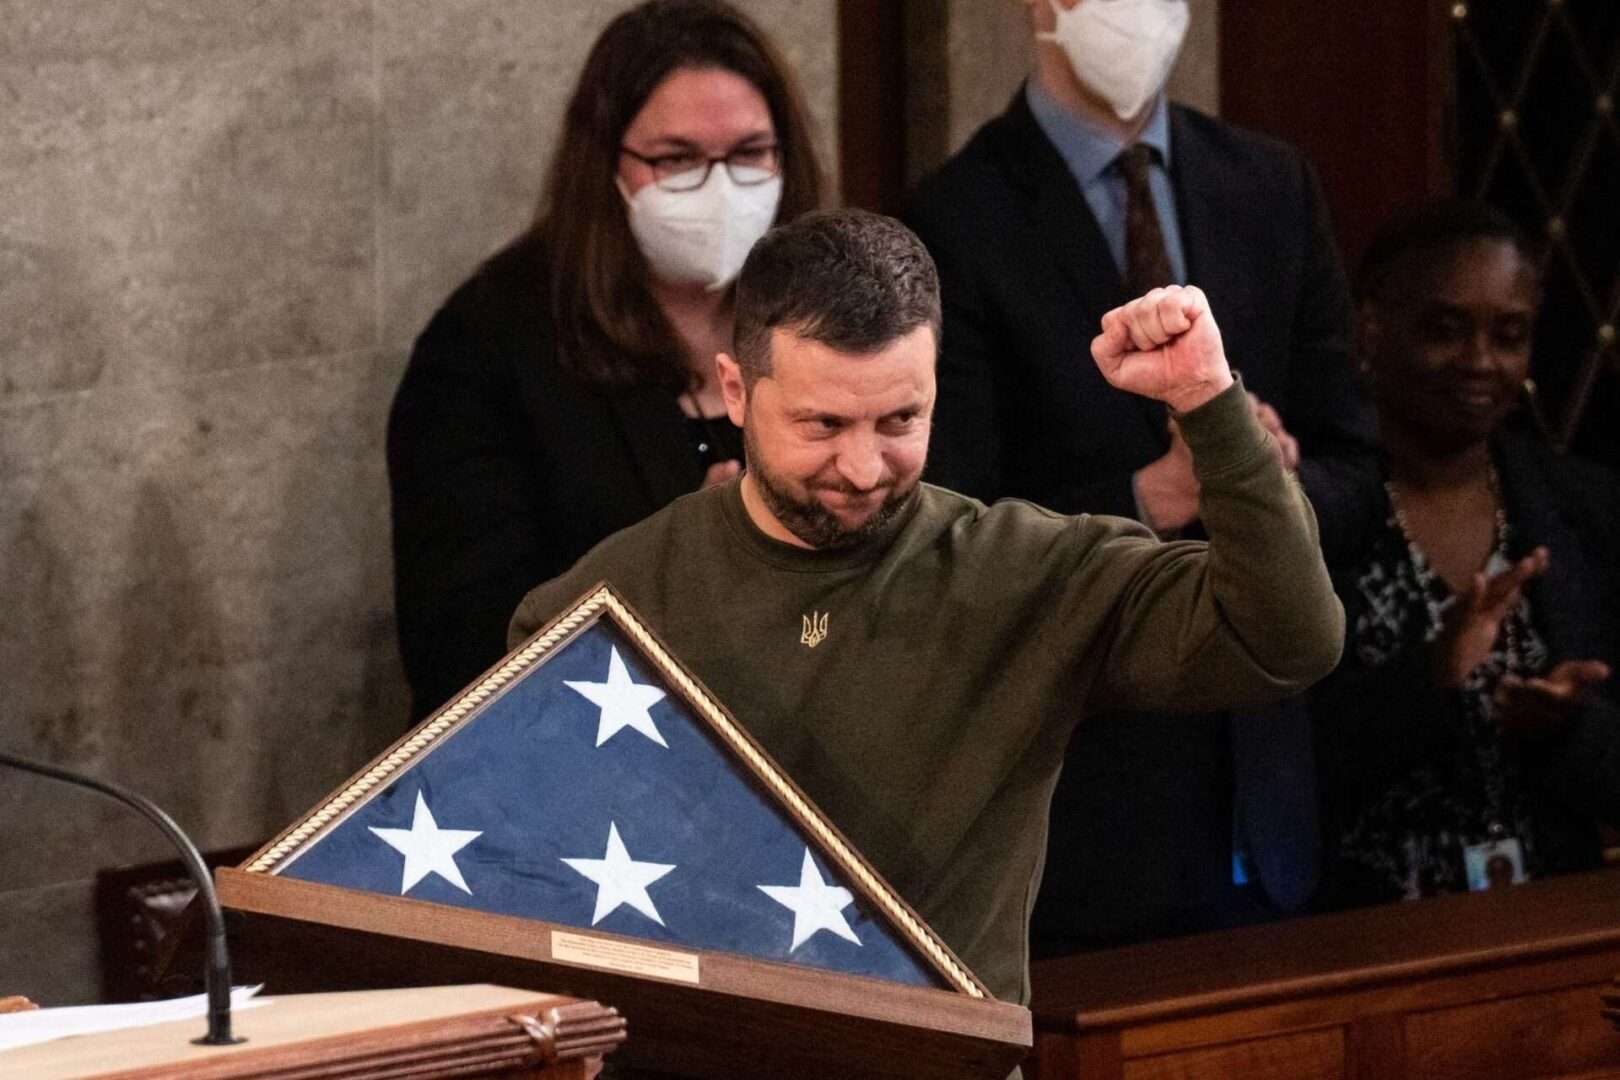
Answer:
0;352;406;895
0;880;99;1007
0;1;377;400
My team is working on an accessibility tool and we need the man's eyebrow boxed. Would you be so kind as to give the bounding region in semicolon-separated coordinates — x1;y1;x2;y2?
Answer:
784;402;925;423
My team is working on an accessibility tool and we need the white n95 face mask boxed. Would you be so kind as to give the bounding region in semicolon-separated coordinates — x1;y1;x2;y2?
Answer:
1038;0;1190;122
621;168;782;291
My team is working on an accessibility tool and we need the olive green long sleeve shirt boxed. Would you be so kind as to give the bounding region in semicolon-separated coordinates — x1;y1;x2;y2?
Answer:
510;379;1343;1003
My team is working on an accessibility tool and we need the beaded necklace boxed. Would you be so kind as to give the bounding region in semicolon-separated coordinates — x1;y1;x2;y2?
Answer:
1384;463;1513;629
1383;461;1519;832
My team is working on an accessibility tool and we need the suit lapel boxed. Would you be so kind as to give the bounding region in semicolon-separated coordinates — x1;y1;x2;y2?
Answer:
1004;103;1125;317
995;93;1168;450
1170;108;1254;374
1496;438;1605;661
1169;109;1220;284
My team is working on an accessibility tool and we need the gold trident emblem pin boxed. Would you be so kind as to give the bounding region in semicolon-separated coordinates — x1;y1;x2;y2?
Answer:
800;611;829;649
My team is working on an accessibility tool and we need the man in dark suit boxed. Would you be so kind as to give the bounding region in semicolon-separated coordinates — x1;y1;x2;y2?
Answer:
904;0;1380;954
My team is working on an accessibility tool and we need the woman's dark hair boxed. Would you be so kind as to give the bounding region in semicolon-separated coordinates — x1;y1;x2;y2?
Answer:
1354;198;1541;306
538;0;825;390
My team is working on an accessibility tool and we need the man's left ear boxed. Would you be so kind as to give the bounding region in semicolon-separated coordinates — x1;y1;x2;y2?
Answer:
716;352;748;427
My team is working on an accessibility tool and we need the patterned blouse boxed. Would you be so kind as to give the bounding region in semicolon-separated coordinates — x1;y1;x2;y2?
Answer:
1334;493;1550;900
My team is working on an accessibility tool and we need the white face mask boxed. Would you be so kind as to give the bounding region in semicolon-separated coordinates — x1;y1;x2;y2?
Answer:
1038;0;1189;122
621;167;783;292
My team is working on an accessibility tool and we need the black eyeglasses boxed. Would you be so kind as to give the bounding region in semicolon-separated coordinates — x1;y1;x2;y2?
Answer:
619;144;782;192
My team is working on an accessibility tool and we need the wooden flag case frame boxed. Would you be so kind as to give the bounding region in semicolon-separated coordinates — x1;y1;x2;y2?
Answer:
215;584;1031;1079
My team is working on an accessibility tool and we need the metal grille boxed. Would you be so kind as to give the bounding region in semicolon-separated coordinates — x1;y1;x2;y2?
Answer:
1452;0;1620;461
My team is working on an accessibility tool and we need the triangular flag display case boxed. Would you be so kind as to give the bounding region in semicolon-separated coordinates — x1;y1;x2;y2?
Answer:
215;584;1031;1079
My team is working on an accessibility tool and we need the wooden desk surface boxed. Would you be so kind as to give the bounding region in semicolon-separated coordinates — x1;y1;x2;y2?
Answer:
1033;868;1620;1031
1028;870;1620;1080
4;984;618;1080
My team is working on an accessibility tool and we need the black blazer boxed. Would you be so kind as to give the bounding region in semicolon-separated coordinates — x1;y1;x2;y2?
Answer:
1313;432;1620;908
904;92;1379;561
904;92;1379;949
387;232;708;720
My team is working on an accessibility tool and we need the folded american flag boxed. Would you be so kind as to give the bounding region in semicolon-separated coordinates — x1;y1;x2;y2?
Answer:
278;600;947;990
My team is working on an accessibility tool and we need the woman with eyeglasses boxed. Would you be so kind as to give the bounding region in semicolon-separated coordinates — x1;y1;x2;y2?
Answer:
387;0;824;721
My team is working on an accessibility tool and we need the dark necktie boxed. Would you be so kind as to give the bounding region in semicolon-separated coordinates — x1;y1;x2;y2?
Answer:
1117;143;1174;298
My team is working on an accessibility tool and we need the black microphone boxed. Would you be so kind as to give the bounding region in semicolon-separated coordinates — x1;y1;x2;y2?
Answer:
0;751;244;1046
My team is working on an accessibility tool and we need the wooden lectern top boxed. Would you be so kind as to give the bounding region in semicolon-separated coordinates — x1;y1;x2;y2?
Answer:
4;984;625;1080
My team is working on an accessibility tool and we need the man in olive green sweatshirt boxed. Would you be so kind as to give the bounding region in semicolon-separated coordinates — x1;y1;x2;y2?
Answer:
510;209;1343;1005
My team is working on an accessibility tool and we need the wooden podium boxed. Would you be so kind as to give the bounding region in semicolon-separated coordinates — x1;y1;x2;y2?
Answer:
3;984;624;1079
1026;868;1620;1080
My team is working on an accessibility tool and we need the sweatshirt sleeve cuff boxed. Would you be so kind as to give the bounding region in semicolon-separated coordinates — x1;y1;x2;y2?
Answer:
1174;375;1271;479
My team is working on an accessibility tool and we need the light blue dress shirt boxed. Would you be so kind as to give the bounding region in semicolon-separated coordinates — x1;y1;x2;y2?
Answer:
1024;78;1187;285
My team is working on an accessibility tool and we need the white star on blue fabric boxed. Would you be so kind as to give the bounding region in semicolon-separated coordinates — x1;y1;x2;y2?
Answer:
758;847;862;951
564;646;669;747
561;821;677;927
368;791;482;895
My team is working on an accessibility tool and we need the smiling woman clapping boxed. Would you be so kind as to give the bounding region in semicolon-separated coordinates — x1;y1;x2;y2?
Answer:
1312;199;1620;908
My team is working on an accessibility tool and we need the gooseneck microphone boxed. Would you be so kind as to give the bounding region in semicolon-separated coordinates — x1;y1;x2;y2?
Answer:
0;750;244;1046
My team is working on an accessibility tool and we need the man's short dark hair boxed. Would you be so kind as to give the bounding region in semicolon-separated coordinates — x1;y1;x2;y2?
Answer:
732;209;941;381
1354;198;1541;306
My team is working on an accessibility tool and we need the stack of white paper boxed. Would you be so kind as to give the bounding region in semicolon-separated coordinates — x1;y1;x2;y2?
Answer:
0;986;265;1053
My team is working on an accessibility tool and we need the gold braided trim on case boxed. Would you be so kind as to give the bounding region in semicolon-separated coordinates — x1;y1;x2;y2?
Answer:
243;591;610;875
242;584;981;999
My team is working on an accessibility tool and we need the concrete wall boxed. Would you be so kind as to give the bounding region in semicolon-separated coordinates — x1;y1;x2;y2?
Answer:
905;0;1222;186
0;0;836;1006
